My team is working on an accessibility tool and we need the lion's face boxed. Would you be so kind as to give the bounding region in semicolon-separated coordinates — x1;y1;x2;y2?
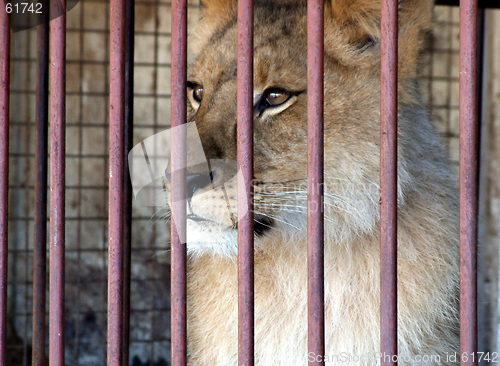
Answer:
175;0;432;256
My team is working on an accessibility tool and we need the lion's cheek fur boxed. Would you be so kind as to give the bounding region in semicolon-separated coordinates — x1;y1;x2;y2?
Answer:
184;137;460;364
186;199;459;365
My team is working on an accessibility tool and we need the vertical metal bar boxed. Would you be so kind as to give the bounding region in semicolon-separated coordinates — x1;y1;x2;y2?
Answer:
49;0;67;364
108;0;126;362
0;6;9;366
237;0;254;365
33;17;50;366
380;0;398;364
306;0;325;364
170;0;187;364
122;0;134;362
459;0;479;364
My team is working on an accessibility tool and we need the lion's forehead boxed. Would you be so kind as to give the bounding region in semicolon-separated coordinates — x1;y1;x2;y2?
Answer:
191;18;308;92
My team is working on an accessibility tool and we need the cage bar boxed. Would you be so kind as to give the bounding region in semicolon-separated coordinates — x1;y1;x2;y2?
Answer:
108;0;126;363
49;0;67;364
0;5;9;365
306;0;325;363
170;0;188;364
237;0;255;364
122;0;135;362
379;0;398;364
459;0;479;364
32;18;50;366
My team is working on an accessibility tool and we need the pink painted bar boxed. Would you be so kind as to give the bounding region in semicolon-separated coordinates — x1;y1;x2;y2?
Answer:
0;6;9;366
237;0;255;364
107;0;126;363
459;0;479;364
380;0;399;364
170;0;188;363
306;0;325;363
49;0;67;364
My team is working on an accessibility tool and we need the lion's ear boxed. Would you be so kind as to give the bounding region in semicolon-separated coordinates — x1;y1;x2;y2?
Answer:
200;0;237;18
326;0;433;41
325;0;433;76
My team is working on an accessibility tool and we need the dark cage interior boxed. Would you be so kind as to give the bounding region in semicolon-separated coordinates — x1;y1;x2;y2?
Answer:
3;0;500;365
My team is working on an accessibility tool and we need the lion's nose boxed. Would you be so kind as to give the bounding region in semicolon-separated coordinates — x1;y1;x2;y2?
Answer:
186;172;214;199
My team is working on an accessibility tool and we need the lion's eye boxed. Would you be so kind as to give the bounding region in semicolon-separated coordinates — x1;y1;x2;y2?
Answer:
255;87;301;118
263;88;290;106
187;82;204;108
192;85;204;102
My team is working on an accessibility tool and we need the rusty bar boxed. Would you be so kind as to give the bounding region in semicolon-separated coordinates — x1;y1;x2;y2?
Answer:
49;0;67;364
237;0;254;364
380;0;398;364
32;16;50;366
108;0;126;362
306;0;325;363
459;0;479;364
122;0;134;362
170;0;188;363
0;5;9;366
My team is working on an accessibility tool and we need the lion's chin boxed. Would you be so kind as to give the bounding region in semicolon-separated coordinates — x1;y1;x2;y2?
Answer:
185;219;239;257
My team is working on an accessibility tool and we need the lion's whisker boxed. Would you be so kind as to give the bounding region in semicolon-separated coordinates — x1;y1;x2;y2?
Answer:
253;210;300;230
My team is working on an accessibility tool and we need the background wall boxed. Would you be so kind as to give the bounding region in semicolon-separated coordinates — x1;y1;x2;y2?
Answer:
481;8;500;355
5;2;499;365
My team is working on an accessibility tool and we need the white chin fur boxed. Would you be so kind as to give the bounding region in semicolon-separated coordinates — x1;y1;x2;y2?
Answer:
186;219;238;257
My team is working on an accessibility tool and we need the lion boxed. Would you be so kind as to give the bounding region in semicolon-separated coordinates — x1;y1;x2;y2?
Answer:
170;0;460;364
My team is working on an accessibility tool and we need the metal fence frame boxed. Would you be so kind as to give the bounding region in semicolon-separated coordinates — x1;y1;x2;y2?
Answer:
0;0;491;364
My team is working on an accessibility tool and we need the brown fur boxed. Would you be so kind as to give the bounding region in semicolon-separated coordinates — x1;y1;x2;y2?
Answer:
177;0;460;364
